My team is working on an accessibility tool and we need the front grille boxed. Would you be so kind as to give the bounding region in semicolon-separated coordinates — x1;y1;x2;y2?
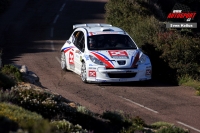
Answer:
108;73;137;78
117;60;126;65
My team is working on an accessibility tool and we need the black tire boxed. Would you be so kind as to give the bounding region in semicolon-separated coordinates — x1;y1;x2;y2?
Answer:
81;62;87;83
61;52;67;71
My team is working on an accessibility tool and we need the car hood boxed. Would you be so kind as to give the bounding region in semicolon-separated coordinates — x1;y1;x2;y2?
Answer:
89;50;141;68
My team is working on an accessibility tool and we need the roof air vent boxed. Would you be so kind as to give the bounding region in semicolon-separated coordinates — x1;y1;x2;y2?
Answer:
101;28;113;31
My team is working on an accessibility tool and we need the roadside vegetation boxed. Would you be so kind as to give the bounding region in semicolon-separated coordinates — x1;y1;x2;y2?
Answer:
105;0;200;88
0;66;189;132
0;0;199;132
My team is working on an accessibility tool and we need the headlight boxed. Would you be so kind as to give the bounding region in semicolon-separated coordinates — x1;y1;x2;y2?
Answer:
138;54;146;64
89;55;104;65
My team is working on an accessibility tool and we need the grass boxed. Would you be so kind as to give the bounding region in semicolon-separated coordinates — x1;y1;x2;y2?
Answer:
178;75;200;96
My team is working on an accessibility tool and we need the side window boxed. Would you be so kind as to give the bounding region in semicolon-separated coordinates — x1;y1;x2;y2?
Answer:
72;31;79;44
73;31;85;52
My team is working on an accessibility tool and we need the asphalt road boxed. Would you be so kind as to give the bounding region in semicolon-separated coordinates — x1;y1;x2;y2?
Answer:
1;0;200;132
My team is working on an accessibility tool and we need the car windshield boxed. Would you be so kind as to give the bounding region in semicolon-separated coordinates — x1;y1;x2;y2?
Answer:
87;34;137;50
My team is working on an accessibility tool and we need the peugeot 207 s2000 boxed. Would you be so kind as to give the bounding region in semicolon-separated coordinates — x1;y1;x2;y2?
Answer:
60;23;152;83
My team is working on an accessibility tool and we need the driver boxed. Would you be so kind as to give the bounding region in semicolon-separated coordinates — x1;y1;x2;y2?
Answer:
105;35;119;47
89;38;96;49
97;35;104;48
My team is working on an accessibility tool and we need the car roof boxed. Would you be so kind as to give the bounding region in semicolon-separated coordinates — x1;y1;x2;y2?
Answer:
73;23;126;35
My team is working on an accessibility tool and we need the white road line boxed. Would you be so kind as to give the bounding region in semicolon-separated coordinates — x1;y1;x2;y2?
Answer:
50;27;54;37
59;3;66;12
177;121;200;132
119;96;158;114
53;15;59;24
50;41;55;51
56;56;61;63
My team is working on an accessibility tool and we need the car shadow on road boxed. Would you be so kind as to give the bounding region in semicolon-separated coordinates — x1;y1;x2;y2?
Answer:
96;79;178;87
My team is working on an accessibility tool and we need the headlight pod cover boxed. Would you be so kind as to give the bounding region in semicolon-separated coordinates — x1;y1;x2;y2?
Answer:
89;55;104;65
138;54;146;64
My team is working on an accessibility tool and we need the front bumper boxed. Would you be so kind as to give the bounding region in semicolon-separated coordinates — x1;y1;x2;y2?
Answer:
87;66;152;83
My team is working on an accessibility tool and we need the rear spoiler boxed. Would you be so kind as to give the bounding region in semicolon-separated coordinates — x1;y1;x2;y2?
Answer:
73;23;112;29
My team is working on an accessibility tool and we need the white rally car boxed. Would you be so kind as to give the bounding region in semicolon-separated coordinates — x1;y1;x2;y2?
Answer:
61;23;152;83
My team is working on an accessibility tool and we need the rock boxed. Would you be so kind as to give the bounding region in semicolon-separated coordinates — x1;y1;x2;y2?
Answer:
18;65;41;86
20;65;28;73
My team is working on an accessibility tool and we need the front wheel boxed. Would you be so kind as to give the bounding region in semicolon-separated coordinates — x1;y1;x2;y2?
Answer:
81;62;87;83
61;52;67;71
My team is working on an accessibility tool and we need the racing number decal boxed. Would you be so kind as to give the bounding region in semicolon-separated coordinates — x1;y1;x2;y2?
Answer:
69;51;74;65
88;71;96;77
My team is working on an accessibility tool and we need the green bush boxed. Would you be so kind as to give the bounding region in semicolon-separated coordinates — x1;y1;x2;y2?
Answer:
50;119;88;133
154;30;200;79
105;0;148;35
0;72;15;89
156;126;189;133
0;89;17;102
151;122;189;133
120;116;150;133
105;0;163;47
0;64;24;89
10;85;77;119
1;64;23;82
0;102;51;133
151;121;173;129
102;110;126;124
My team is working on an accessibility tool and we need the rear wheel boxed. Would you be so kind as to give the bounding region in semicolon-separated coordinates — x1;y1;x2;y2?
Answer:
61;52;67;70
81;62;87;83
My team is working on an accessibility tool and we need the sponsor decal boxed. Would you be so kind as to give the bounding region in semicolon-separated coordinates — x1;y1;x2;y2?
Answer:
88;32;122;36
69;51;74;65
89;64;98;66
108;50;128;59
145;63;151;65
84;55;89;60
75;53;79;58
95;79;107;82
66;40;71;44
80;56;82;61
72;35;75;42
89;67;96;70
95;31;119;34
146;69;151;75
88;70;96;77
88;32;95;36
